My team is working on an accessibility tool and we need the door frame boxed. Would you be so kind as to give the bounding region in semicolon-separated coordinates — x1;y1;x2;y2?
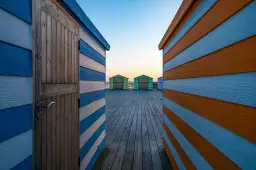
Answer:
32;0;80;169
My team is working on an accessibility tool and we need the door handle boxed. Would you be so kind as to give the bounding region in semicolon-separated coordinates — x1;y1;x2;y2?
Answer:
37;101;56;119
38;101;56;109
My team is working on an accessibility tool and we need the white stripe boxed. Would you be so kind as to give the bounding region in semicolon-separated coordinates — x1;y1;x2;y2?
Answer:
0;76;32;110
80;114;105;148
80;98;105;121
0;130;32;170
80;28;106;57
80;53;105;73
0;8;32;50
80;81;105;93
80;130;106;170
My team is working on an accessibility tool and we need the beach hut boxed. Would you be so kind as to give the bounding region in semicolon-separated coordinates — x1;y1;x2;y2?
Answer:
157;77;163;90
0;0;110;169
109;75;128;90
158;0;256;169
153;82;157;89
133;75;153;90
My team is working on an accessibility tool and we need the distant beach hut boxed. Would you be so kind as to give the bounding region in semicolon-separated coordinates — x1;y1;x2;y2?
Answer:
109;75;128;90
157;77;163;90
133;75;153;90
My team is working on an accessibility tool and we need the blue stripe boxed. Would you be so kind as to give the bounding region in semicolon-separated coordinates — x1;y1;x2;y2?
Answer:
80;67;105;82
0;130;32;170
163;131;186;170
163;0;216;55
80;90;105;108
80;123;105;160
86;137;106;170
80;106;105;134
0;0;32;24
0;8;32;50
61;0;110;50
164;1;256;72
164;72;256;107
0;104;32;142
164;98;256;169
11;156;32;170
0;41;32;76
80;40;105;66
163;115;212;170
0;76;32;110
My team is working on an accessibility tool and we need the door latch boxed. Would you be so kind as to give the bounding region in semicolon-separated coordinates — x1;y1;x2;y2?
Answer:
37;101;56;119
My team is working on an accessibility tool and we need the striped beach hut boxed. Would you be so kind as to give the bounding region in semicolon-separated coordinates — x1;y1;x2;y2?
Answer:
109;75;128;90
157;77;163;90
0;0;110;169
159;0;256;169
133;75;153;90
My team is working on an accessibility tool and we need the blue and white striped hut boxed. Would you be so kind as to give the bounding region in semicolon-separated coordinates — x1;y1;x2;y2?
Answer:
0;0;110;169
157;76;163;90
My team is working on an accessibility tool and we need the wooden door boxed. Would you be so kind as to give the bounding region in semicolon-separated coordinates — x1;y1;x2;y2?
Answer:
139;78;148;89
33;0;80;169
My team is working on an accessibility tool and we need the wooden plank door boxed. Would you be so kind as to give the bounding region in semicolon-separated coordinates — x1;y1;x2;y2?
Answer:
33;0;80;169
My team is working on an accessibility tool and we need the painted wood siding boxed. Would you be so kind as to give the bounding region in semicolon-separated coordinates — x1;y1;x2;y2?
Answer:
157;77;163;90
160;0;256;170
133;75;153;90
0;1;33;169
109;75;129;90
79;28;106;170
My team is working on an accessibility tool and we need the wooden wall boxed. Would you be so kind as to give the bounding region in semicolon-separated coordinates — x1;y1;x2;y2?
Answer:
109;75;129;90
56;1;110;169
133;75;153;90
79;28;106;170
157;77;163;90
160;0;256;169
0;0;33;169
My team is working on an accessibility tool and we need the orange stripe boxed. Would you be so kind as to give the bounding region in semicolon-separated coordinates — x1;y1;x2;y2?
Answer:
163;89;256;144
158;0;195;49
163;106;240;169
164;35;256;80
163;123;196;170
163;0;252;63
162;0;201;50
163;138;179;170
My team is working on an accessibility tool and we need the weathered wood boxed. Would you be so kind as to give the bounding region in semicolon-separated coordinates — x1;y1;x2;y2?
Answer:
41;10;47;83
64;28;68;83
141;98;153;170
46;14;52;83
51;18;57;83
111;100;136;170
34;0;79;169
41;0;79;34
102;100;133;170
56;22;61;83
97;91;171;170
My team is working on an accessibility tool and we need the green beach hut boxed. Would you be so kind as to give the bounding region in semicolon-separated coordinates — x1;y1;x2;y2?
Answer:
133;75;153;90
109;75;128;90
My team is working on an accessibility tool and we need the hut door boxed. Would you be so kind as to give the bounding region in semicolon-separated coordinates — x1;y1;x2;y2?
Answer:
33;0;79;169
139;77;148;89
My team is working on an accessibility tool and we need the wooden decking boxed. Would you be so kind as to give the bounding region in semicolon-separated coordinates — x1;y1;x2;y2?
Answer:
93;90;173;170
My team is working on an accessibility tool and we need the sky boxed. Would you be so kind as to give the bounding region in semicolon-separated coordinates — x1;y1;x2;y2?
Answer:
77;0;182;81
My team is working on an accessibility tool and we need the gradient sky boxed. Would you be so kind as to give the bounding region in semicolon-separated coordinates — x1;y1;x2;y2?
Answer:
77;0;182;81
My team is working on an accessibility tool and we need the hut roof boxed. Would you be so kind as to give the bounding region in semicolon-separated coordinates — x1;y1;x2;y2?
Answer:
134;74;153;79
158;0;194;50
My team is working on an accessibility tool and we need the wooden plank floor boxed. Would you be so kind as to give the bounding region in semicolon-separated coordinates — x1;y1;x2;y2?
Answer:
93;90;173;170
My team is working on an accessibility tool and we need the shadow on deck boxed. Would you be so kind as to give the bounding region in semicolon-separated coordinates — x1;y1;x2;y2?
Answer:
93;90;173;170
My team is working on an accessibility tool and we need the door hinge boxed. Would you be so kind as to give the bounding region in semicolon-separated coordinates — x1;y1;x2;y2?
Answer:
78;98;80;108
78;156;81;166
78;40;80;51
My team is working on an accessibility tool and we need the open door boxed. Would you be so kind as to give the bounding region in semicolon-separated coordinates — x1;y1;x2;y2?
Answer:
33;0;79;169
